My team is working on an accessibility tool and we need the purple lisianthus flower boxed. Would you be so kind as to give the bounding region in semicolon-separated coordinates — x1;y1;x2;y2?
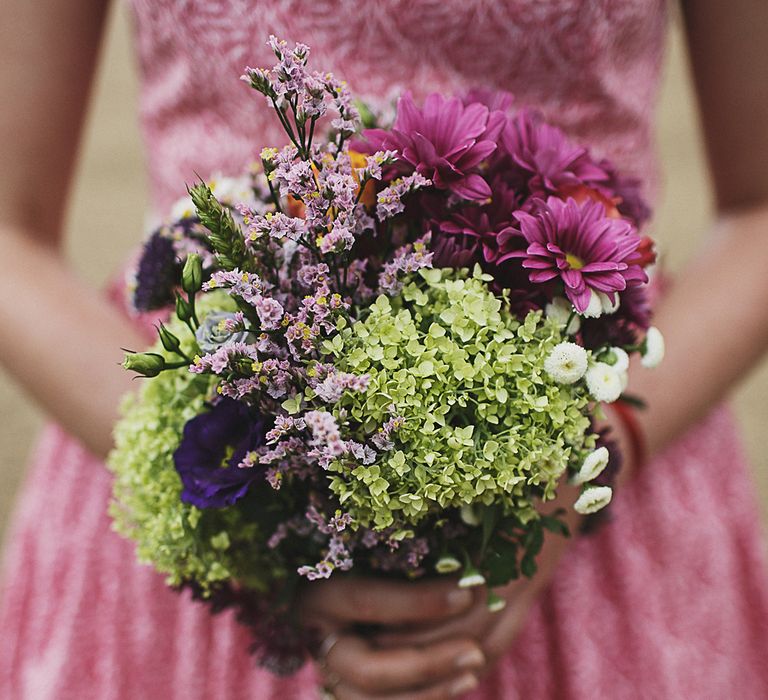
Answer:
364;92;505;201
174;398;268;508
133;229;179;311
501;110;608;198
512;197;647;313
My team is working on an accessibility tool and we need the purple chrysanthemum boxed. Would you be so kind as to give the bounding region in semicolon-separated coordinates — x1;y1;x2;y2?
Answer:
133;229;179;311
364;92;505;201
501;110;608;197
512;197;647;313
433;177;521;264
174;398;268;508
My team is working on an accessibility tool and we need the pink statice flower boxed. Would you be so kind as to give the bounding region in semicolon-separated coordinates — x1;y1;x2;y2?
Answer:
365;92;505;201
512;197;647;313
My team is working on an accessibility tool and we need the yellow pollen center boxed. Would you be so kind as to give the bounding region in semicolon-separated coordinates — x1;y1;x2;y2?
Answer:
565;253;585;270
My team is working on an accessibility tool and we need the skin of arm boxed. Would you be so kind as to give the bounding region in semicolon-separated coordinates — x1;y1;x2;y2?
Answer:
0;0;146;458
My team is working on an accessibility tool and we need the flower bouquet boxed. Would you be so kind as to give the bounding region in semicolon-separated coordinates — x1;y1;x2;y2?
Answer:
109;36;663;674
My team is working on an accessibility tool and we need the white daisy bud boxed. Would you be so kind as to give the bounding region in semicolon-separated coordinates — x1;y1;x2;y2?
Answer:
598;292;620;315
544;342;589;384
458;565;486;588
585;362;623;403
435;555;462;574
545;297;581;334
641;326;665;368
487;591;507;613
572;446;610;485
574;485;613;514
581;290;604;318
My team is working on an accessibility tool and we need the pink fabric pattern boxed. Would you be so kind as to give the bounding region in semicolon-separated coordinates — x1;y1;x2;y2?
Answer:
3;1;768;697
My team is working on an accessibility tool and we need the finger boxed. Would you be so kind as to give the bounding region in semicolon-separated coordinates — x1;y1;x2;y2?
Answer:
374;599;491;648
374;583;522;648
323;633;485;695
301;576;474;625
332;672;479;699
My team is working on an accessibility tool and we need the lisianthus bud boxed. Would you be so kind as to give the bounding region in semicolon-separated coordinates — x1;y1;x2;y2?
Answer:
181;254;203;295
175;293;194;323
122;352;166;377
157;323;182;354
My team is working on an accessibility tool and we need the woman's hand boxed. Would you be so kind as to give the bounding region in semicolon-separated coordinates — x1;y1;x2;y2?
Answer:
300;576;487;698
372;483;584;674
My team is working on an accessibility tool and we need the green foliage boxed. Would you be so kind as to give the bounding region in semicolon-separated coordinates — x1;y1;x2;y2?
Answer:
321;268;595;531
188;182;250;271
108;294;280;595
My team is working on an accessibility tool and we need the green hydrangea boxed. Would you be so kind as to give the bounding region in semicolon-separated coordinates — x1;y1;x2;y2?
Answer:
321;267;595;531
108;293;278;594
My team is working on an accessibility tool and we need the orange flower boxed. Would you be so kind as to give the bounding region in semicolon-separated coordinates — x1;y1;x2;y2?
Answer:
348;150;377;210
558;183;621;219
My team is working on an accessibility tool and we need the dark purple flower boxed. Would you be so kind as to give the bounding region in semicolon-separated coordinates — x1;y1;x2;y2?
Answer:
580;283;652;349
364;92;505;201
174;398;268;508
433;178;521;264
513;197;647;313
133;229;179;311
597;159;652;227
501;110;608;198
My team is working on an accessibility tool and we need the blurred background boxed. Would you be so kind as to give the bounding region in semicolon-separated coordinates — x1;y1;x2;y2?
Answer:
2;5;768;541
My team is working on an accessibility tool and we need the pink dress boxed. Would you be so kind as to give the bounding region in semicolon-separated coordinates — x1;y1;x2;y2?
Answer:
3;1;768;697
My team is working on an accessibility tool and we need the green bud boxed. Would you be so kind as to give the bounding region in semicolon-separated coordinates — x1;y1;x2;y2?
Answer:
181;254;203;295
157;323;182;355
175;293;193;323
354;99;378;129
486;590;507;613
122;352;166;377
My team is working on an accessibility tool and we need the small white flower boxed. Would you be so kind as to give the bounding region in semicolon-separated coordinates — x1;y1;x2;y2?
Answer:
209;174;255;207
545;297;581;334
581;290;604;318
435;556;462;574
572;446;610;485
641;326;665;368
544;342;589;384
585;362;623;403
487;592;507;613
598;292;620;315
458;569;486;588
606;347;630;373
574;486;613;514
170;194;195;221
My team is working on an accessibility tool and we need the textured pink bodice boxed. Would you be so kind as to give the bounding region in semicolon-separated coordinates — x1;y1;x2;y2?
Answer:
6;3;768;699
127;0;667;214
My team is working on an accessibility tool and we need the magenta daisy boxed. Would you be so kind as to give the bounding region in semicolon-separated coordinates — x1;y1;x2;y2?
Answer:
512;197;647;313
364;92;505;201
501;110;608;197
